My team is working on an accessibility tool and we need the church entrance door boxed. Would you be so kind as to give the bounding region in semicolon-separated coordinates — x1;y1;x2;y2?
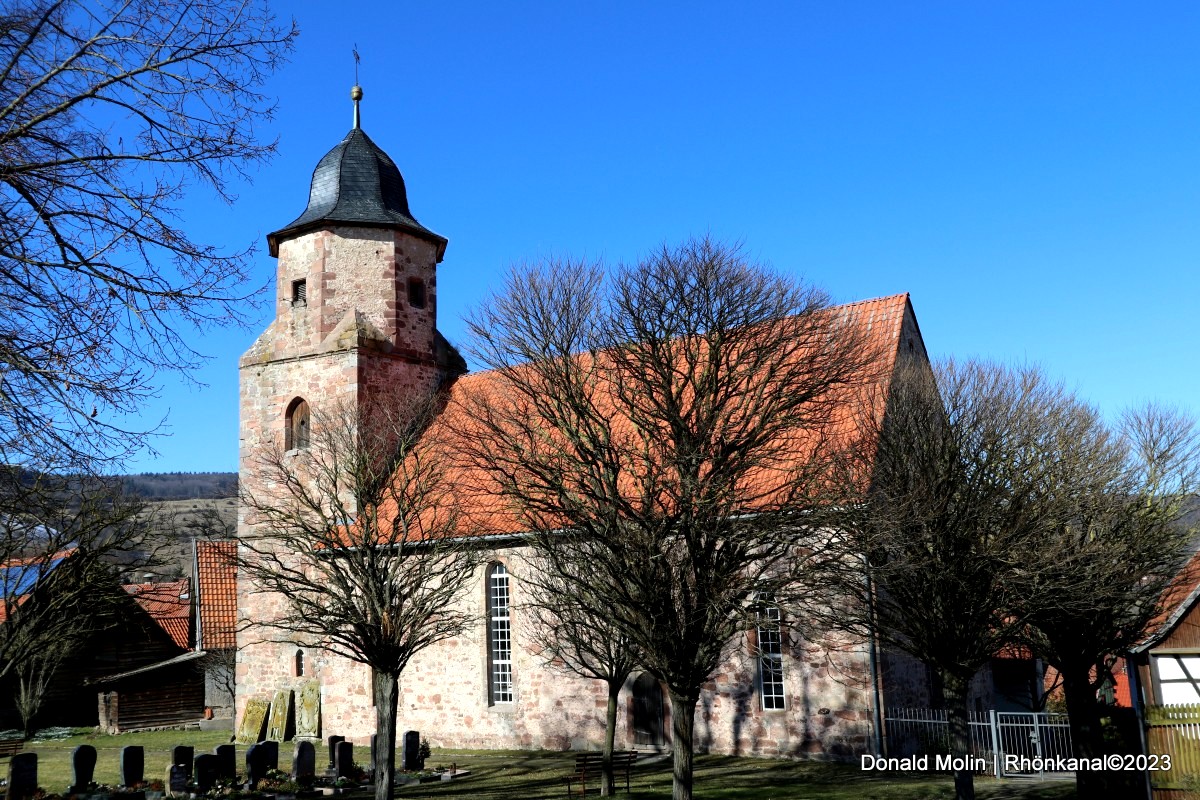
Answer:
631;673;665;746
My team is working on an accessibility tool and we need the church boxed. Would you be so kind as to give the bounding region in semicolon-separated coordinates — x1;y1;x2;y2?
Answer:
234;89;1022;759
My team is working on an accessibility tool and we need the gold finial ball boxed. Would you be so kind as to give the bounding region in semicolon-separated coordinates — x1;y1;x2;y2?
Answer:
351;85;363;101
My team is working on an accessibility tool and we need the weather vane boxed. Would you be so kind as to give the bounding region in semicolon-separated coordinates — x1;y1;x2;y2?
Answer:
351;46;362;129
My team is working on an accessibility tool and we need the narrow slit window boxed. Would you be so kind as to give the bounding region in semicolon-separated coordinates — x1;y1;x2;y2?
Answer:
407;278;427;309
756;599;785;710
487;564;513;704
285;398;310;450
292;279;307;307
295;649;305;677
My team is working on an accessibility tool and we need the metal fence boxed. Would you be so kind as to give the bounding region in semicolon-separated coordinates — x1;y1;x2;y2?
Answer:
883;707;1074;778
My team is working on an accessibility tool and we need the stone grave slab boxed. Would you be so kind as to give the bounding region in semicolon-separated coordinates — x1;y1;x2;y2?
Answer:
334;741;353;778
166;764;190;798
7;752;37;800
400;731;421;772
171;745;194;768
235;697;271;744
70;744;97;792
121;745;145;787
193;754;218;794
326;735;345;771
295;680;321;739
292;740;316;780
267;688;293;742
213;744;236;781
245;743;269;788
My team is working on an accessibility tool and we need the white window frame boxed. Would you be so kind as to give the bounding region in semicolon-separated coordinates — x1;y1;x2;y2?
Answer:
756;600;785;710
488;563;513;704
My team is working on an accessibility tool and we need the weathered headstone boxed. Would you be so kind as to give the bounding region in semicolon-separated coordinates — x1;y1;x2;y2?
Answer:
70;744;97;791
121;745;145;787
295;680;321;739
166;764;190;798
235;697;271;744
400;731;421;772
326;736;345;770
292;740;316;781
334;741;354;779
213;744;236;781
171;745;194;768
267;688;293;742
245;743;269;788
261;743;279;772
193;754;219;794
7;752;37;800
368;734;377;774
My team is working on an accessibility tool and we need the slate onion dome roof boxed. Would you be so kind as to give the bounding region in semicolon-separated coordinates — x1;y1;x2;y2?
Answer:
267;115;447;259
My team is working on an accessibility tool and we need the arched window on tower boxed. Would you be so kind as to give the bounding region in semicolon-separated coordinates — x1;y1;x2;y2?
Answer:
285;398;310;451
295;649;305;677
487;563;513;704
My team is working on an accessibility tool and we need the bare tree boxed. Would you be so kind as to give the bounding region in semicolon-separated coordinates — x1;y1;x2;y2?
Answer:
1015;404;1200;800
0;0;296;469
0;465;154;733
237;392;480;800
827;360;1091;800
461;237;880;800
522;550;641;796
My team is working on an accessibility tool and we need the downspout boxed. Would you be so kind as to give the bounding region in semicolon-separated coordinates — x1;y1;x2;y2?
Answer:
866;569;885;757
192;539;202;651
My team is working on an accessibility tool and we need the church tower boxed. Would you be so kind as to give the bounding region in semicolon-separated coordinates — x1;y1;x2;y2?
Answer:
238;84;465;518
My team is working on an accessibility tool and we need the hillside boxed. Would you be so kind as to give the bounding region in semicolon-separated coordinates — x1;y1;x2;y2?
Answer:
121;472;237;500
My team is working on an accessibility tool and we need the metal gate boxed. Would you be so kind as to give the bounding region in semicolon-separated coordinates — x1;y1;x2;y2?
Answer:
883;708;1073;778
993;711;1074;778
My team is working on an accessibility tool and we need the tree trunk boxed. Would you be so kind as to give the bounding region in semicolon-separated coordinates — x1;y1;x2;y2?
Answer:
941;673;975;800
1060;663;1108;800
668;690;696;800
373;669;399;800
601;679;621;796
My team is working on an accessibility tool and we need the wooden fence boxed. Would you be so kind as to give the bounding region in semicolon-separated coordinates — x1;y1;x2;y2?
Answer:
1146;704;1200;798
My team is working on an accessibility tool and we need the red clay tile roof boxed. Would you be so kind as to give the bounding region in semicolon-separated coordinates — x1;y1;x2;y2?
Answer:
365;293;919;541
196;540;237;650
125;579;191;649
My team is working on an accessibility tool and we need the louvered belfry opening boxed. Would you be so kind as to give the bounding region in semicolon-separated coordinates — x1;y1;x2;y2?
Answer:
292;279;307;307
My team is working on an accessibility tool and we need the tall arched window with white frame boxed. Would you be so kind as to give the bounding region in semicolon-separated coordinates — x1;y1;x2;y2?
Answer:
487;563;513;704
756;597;785;710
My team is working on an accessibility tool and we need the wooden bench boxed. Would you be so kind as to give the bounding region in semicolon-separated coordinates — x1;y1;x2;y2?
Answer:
0;738;25;759
563;751;637;796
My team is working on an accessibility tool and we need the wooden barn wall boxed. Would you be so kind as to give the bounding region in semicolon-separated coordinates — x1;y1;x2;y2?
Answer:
1157;602;1200;652
110;662;205;730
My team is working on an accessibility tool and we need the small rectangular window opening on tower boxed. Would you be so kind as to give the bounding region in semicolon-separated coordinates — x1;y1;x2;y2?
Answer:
292;279;307;307
407;278;427;309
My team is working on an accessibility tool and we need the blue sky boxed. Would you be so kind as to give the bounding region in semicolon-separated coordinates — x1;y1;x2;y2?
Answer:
128;2;1200;473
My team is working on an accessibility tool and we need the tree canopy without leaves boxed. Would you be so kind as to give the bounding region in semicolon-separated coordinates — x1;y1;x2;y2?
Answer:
1014;403;1200;800
462;237;881;800
0;465;155;734
238;393;480;800
0;0;295;469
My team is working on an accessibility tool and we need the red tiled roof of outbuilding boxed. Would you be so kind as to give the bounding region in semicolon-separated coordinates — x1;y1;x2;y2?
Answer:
125;579;191;649
196;540;237;650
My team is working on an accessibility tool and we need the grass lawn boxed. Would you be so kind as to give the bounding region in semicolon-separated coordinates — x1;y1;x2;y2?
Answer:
11;730;1076;800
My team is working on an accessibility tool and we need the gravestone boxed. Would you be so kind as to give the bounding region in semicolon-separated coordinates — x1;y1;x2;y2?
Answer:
326;736;345;770
400;731;421;772
193;754;219;794
171;745;194;768
7;752;37;800
166;764;190;798
267;688;293;742
235;698;271;744
295;680;321;739
367;734;376;774
121;745;145;787
260;740;280;771
245;743;269;788
70;744;97;792
292;740;316;781
213;744;236;781
334;741;354;779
